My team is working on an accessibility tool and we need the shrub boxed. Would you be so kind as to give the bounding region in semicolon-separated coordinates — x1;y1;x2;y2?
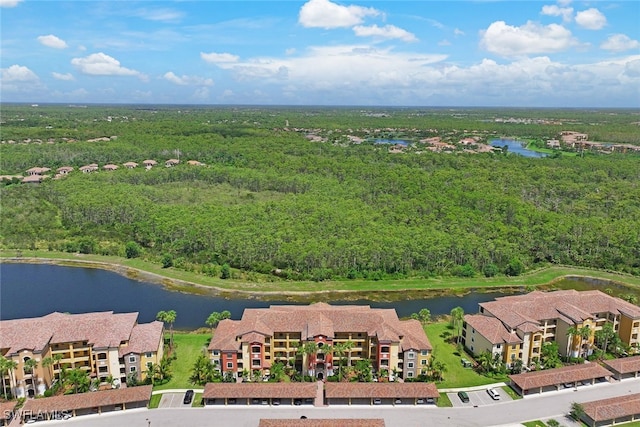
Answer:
125;241;141;259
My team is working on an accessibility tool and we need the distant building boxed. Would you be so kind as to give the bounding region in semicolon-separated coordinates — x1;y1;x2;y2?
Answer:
209;303;431;381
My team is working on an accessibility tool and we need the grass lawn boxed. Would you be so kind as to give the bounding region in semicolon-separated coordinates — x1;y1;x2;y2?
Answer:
436;392;452;407
424;322;506;388
192;393;203;407
148;394;161;409
501;385;522;400
153;333;210;390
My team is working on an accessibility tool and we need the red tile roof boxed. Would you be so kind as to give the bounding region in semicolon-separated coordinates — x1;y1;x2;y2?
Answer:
581;393;640;422
118;321;164;357
259;420;385;427
603;356;640;375
203;382;317;399
480;290;640;332
0;311;139;355
21;385;152;414
0;401;17;421
464;314;521;345
509;363;611;391
209;303;431;352
325;382;439;399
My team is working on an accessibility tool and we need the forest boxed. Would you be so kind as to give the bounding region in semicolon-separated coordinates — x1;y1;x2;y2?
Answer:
1;105;639;282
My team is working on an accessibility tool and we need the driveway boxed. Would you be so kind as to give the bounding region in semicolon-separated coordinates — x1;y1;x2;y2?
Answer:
158;392;191;408
448;387;513;408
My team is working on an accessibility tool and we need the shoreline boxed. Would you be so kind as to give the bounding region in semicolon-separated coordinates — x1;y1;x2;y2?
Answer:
2;255;638;303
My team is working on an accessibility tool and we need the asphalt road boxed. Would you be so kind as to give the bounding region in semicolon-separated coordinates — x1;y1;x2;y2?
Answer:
27;379;640;427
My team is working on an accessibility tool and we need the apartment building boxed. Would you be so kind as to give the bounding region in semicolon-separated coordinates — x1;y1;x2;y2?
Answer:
0;311;163;398
462;290;640;367
209;303;431;381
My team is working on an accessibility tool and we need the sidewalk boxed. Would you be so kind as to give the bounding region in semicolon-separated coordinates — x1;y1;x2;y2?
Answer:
439;382;507;393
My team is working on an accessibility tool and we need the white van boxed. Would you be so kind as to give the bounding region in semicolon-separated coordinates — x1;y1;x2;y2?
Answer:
487;388;500;400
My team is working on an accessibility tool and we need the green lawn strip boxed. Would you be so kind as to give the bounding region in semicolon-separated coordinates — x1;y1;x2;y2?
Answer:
436;392;452;407
501;385;522;400
424;322;500;388
3;250;639;294
153;333;209;391
148;394;161;409
522;421;546;427
192;393;203;407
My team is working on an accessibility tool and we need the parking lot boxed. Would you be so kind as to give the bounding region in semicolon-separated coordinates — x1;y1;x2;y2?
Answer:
158;392;193;408
447;387;513;407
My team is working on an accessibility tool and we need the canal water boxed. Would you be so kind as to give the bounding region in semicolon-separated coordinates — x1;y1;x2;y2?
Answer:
490;138;547;158
1;264;633;330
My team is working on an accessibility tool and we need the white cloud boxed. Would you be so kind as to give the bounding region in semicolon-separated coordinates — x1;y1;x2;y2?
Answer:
286;48;296;55
71;53;145;79
575;8;607;30
454;28;465;36
192;87;210;100
0;0;23;7
163;71;213;86
601;34;640;52
541;5;574;22
353;24;417;42
132;8;184;23
298;0;380;29
480;21;577;57
200;52;239;64
37;34;68;49
1;64;39;82
52;72;74;81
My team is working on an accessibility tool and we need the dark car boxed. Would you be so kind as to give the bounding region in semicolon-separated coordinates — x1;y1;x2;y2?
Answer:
183;389;194;405
457;391;470;403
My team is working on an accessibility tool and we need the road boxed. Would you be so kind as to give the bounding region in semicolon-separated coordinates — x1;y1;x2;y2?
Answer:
28;379;640;427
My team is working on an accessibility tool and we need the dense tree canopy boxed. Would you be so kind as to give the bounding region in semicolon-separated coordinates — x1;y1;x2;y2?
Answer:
1;105;639;281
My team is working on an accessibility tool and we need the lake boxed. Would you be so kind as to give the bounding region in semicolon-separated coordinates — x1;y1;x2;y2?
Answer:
1;263;510;329
2;264;632;330
490;138;547;158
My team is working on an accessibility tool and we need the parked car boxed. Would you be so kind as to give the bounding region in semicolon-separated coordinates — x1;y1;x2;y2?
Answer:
487;388;500;400
272;398;281;406
183;389;194;405
294;399;302;406
394;398;402;404
373;398;382;405
457;391;470;403
228;398;237;404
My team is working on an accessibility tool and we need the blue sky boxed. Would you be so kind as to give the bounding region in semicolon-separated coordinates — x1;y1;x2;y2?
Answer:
1;0;639;107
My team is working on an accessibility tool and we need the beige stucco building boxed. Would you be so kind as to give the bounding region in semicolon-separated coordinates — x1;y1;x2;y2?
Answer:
0;311;163;398
462;290;640;368
209;303;431;381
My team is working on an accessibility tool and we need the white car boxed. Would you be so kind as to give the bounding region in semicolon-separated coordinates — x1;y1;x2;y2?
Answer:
487;388;500;400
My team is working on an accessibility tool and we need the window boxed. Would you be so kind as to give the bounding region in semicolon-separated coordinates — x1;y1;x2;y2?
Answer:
129;356;136;363
98;366;108;373
407;371;413;378
252;359;261;367
381;346;390;353
145;352;153;358
408;352;415;359
98;353;107;360
252;346;261;353
212;350;219;356
227;362;233;369
512;345;517;350
496;344;501;349
421;359;427;366
129;367;136;373
421;350;428;356
407;362;414;368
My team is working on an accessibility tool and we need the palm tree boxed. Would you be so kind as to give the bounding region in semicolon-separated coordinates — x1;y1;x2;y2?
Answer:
450;307;465;344
206;311;231;334
0;356;9;400
157;356;172;382
577;325;592;358
23;358;39;396
4;359;17;399
65;368;89;394
145;362;159;386
595;323;616;356
566;325;579;358
296;342;318;380
157;310;177;351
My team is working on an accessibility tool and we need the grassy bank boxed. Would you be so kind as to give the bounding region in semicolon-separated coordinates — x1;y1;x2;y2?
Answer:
2;249;640;297
153;333;210;391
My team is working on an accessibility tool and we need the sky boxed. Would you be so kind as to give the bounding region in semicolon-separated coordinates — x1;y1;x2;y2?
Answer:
1;0;639;107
